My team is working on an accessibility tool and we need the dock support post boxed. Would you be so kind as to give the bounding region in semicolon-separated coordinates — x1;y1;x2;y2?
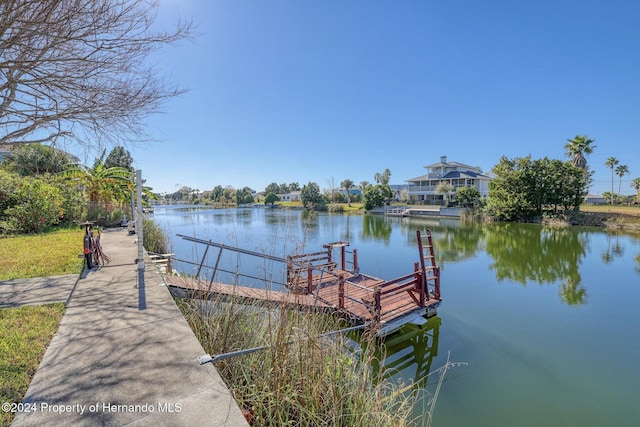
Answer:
353;249;358;273
338;275;345;309
373;286;381;331
307;267;313;294
414;262;425;307
340;246;346;270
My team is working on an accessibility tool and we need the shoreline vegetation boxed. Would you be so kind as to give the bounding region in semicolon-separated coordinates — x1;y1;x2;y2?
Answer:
177;298;421;426
261;201;640;230
1;204;639;425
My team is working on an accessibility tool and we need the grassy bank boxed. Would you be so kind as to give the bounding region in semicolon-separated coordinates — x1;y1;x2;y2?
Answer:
0;303;65;426
177;297;418;426
580;204;640;216
0;227;84;281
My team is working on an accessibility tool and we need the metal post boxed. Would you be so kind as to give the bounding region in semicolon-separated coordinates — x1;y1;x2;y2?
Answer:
130;173;135;226
136;170;144;271
195;240;211;280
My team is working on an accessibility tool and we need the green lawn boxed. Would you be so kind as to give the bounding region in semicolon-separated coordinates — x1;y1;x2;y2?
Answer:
0;303;65;426
0;227;84;281
0;228;82;425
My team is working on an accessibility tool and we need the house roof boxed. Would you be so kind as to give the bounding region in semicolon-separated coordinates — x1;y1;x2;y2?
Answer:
424;160;479;170
442;170;490;179
406;170;491;182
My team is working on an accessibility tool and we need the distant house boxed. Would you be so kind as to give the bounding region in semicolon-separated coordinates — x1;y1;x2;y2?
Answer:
338;189;362;197
584;194;606;205
279;191;301;202
405;156;492;204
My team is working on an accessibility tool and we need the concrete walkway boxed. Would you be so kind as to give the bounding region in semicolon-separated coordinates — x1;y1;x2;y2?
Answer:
10;228;248;426
0;274;77;308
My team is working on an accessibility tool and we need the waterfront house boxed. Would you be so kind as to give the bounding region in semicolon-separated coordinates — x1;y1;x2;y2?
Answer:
406;156;492;204
279;191;302;202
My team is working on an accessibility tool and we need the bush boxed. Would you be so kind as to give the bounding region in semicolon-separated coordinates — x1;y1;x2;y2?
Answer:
327;203;345;213
49;175;86;225
0;170;63;234
86;202;129;227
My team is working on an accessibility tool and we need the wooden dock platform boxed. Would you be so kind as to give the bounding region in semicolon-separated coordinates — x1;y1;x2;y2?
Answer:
165;230;441;335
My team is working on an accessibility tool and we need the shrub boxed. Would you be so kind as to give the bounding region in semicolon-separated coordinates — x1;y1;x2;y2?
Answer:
328;203;345;213
0;170;63;234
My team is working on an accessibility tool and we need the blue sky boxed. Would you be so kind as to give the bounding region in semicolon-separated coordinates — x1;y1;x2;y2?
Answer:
111;0;639;195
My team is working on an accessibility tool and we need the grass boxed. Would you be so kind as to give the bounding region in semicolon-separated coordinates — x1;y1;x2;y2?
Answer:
177;297;419;426
580;204;640;216
0;227;85;281
0;227;82;425
0;303;65;426
142;218;169;254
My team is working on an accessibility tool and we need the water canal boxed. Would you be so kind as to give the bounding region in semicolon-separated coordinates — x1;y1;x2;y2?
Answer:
153;205;640;426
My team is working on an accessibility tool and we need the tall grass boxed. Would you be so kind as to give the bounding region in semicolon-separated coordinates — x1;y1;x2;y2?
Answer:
177;297;418;426
142;218;169;254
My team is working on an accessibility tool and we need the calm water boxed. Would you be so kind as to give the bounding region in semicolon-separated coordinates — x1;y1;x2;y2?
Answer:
153;205;640;427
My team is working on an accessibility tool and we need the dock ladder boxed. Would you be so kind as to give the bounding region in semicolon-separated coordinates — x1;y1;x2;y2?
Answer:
417;229;440;301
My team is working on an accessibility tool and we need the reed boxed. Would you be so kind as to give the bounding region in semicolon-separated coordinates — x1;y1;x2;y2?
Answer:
177;296;418;426
142;218;168;255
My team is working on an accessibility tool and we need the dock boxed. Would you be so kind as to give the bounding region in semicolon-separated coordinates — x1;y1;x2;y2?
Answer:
164;230;441;336
383;206;463;218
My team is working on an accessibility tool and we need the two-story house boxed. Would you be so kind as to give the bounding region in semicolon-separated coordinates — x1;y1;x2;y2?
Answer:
406;156;492;204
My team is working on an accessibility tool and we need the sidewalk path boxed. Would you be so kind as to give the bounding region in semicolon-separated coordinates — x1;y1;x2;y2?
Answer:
11;228;248;426
0;275;77;309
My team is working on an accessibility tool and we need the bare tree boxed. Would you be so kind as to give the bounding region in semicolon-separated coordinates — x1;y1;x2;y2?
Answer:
0;0;191;149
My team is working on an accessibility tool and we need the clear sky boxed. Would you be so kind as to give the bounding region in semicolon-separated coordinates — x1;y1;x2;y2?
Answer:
108;0;639;196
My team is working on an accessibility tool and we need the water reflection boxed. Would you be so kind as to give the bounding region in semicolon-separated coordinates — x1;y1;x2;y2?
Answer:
484;223;588;304
362;214;392;242
601;233;625;264
373;316;441;388
407;222;486;266
391;216;594;305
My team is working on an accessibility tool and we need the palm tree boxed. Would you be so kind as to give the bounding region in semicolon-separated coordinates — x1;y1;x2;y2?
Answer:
565;135;596;170
341;179;354;206
614;165;629;200
61;159;132;205
631;177;640;204
604;157;619;205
